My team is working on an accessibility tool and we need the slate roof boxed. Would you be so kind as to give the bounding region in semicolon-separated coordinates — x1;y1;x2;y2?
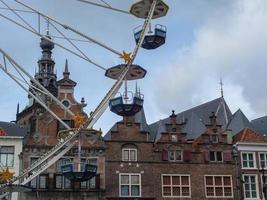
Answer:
0;121;27;137
227;109;251;135
251;116;267;136
104;97;233;142
148;97;232;141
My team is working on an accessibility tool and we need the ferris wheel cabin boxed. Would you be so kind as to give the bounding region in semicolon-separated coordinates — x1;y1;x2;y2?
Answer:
134;24;166;50
61;163;97;182
109;95;144;117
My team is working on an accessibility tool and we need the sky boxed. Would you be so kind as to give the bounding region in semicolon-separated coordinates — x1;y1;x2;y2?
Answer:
0;0;267;134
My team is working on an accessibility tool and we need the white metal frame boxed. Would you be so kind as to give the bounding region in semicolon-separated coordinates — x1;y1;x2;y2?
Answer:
0;0;158;192
204;175;233;198
119;173;141;197
161;174;191;198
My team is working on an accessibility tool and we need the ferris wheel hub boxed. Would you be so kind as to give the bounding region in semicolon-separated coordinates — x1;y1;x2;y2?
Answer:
130;0;169;19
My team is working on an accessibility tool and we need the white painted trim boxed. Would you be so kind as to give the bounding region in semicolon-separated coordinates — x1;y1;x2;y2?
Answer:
242;174;259;200
241;152;257;170
204;175;233;198
122;148;137;162
258;152;267;169
161;174;191;198
119;173;141;197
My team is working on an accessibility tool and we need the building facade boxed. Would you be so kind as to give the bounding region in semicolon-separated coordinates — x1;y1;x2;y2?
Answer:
105;112;236;199
0;121;26;200
16;36;105;200
234;128;267;200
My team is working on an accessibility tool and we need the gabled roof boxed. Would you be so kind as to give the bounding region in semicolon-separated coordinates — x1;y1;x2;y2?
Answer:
0;121;27;137
251;116;267;136
227;109;251;134
148;97;232;141
233;127;267;143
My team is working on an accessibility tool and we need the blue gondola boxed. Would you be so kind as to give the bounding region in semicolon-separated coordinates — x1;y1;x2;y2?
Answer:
134;24;167;50
109;95;144;117
61;163;97;182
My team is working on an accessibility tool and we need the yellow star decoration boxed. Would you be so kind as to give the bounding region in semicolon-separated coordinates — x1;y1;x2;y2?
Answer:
120;51;132;63
0;168;14;183
73;114;86;128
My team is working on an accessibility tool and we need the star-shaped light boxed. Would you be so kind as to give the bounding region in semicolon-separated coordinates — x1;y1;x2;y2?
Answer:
73;114;86;128
120;51;132;63
0;168;14;183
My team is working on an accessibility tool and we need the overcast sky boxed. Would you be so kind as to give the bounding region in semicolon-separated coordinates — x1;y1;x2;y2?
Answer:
0;0;267;133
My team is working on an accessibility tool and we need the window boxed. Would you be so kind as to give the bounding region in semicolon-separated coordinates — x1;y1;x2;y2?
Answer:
259;153;267;169
55;158;73;189
162;175;190;197
120;174;141;197
168;150;182;161
0;146;14;167
205;175;233;198
80;158;97;189
210;151;223;162
242;152;256;169
261;175;267;199
210;135;218;143
58;120;74;132
39;174;48;189
54;175;72;189
122;149;137;161
243;175;258;199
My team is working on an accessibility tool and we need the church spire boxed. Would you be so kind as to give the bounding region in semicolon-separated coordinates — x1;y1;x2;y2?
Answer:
34;31;58;97
63;59;70;79
219;78;224;98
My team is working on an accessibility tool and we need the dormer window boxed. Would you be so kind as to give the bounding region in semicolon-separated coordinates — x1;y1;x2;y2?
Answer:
210;135;218;143
122;149;137;162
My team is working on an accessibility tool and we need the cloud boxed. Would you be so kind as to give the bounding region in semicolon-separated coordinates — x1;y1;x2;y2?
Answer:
154;0;267;120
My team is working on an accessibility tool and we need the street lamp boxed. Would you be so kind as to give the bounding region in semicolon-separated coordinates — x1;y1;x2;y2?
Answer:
232;144;241;200
259;163;267;199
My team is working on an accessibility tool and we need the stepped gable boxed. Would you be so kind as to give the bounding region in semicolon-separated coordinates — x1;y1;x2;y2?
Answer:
148;97;232;141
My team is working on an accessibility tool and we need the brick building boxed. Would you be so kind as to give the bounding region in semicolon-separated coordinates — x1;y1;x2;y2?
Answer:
104;109;236;199
16;36;105;200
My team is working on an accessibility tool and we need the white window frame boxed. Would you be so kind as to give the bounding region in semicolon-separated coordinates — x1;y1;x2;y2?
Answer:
209;151;223;162
241;152;257;169
0;146;14;167
161;174;191;198
243;174;259;200
119;173;141;197
259;152;267;169
204;175;233;198
122;148;137;162
168;150;183;162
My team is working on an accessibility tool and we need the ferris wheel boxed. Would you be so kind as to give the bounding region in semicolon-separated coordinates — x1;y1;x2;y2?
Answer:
0;0;169;197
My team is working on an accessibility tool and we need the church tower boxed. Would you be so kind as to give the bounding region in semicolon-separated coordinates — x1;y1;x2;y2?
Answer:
34;35;58;97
